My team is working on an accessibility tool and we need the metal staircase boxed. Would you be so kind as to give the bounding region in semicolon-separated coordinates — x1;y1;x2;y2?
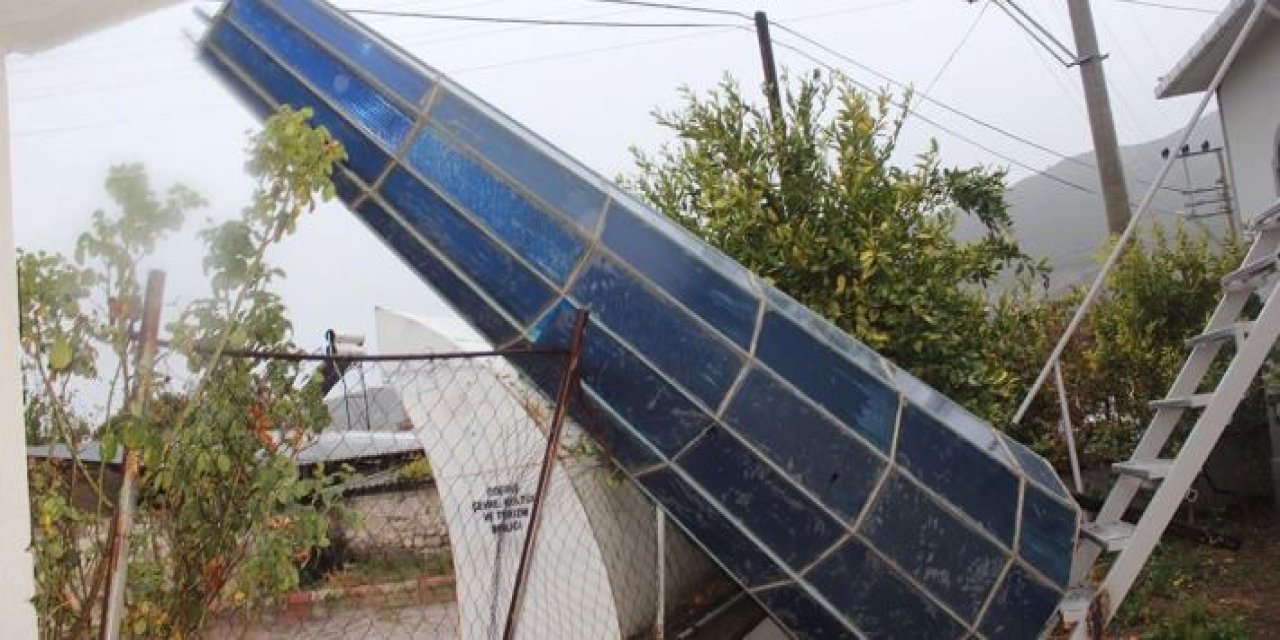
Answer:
1061;198;1280;637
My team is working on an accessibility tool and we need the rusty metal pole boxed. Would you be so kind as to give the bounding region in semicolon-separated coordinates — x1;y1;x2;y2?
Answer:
502;310;589;640
101;270;165;640
655;506;666;640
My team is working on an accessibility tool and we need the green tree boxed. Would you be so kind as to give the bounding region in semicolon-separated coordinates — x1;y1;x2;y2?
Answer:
1018;222;1254;468
22;106;348;638
625;71;1046;421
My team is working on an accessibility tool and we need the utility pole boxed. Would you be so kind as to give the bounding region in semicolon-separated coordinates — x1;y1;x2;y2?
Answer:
753;11;783;128
1066;0;1132;235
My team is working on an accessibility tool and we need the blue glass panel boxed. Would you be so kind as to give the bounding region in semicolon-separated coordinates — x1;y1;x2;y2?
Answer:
893;366;1016;467
723;366;883;520
680;428;844;570
755;585;858;639
529;300;712;458
354;197;519;345
639;468;785;586
761;286;891;382
897;405;1019;546
227;0;412;150
757;307;898;452
330;166;365;204
199;48;273;118
571;250;745;409
430;89;606;232
273;0;431;105
979;564;1061;640
862;472;1006;622
572;388;665;473
1019;484;1076;586
808;538;966;639
378;167;554;324
601;200;758;349
405;128;586;285
208;23;390;182
1002;433;1071;499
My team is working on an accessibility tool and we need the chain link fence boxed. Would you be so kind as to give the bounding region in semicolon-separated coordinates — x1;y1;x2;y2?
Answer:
200;331;726;639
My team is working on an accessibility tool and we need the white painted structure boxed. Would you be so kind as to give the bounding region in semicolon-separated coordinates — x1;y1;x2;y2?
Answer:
1157;0;1280;512
1;3;180;636
1157;0;1280;222
375;308;624;639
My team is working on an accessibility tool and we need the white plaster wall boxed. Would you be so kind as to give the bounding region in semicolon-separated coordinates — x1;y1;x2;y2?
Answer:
0;57;40;640
1219;17;1280;221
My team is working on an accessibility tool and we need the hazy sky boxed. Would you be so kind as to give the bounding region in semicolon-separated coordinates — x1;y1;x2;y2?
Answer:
7;0;1223;352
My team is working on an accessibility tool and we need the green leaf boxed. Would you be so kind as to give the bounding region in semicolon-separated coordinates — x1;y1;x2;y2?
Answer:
49;336;73;372
101;432;119;464
217;453;232;473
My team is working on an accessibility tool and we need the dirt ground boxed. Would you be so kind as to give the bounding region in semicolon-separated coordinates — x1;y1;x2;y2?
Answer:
1109;508;1280;639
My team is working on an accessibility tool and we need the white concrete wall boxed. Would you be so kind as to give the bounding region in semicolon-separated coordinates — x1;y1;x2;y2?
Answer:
1219;17;1280;221
0;57;40;640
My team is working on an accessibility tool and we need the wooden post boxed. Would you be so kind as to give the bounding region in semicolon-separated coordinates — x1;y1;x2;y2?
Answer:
101;270;164;640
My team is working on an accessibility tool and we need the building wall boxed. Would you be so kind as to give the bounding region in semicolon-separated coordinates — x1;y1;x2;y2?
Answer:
1219;18;1280;221
344;486;452;559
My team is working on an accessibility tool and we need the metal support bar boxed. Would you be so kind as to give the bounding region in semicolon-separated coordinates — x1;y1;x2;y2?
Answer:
101;270;165;640
656;506;666;640
502;309;589;640
1054;362;1085;494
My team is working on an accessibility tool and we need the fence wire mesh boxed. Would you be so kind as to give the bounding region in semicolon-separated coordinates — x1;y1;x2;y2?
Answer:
197;347;725;640
26;327;738;640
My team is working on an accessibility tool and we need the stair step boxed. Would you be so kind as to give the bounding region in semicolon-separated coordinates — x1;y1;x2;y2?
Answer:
1222;255;1279;290
1113;459;1173;481
1149;393;1213;410
1059;587;1095;625
1081;521;1134;553
1250;198;1280;231
1186;322;1253;348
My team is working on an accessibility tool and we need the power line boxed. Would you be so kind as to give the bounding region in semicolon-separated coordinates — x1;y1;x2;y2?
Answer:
924;0;989;95
1112;0;1217;15
575;0;748;19
345;7;733;28
768;20;1101;176
768;35;1099;194
991;0;1074;65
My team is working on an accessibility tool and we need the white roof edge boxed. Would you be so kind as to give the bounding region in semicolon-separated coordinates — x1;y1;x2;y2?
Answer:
1155;0;1279;99
0;0;182;54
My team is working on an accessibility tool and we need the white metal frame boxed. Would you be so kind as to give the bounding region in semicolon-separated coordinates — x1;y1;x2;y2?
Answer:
1006;1;1276;636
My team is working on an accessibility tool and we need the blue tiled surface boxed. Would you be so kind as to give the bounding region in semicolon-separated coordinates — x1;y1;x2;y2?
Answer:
404;127;587;285
430;89;607;233
862;472;1008;622
756;306;899;452
201;2;1080;637
723;366;883;521
808;538;966;639
897;404;1019;545
601;200;759;349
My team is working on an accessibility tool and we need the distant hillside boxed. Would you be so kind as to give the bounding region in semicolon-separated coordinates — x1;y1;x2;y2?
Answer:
965;116;1233;292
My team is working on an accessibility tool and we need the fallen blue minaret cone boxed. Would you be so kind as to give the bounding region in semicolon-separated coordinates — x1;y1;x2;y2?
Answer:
199;1;1080;636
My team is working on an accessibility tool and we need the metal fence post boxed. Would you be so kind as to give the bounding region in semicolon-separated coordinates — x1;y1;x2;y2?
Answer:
655;507;666;640
101;270;165;640
502;310;589;639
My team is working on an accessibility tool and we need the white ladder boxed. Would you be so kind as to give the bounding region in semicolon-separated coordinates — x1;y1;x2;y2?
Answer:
1061;199;1280;637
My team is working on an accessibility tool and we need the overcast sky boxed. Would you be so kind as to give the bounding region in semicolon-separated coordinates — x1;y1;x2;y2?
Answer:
7;0;1223;353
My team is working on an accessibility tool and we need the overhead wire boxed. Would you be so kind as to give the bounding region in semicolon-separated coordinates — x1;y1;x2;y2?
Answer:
991;0;1076;65
924;0;989;95
344;8;735;28
574;0;748;19
1112;0;1217;15
767;20;1102;176
767;35;1099;194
